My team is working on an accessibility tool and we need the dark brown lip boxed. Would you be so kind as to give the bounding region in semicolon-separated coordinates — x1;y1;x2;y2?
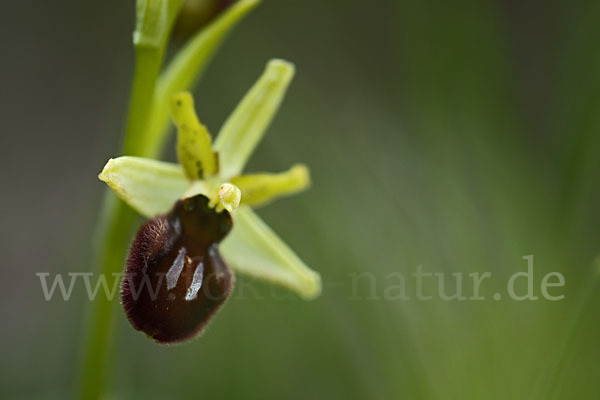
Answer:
121;194;234;344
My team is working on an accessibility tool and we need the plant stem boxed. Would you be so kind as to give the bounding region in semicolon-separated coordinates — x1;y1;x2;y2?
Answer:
123;47;166;157
77;1;255;395
79;195;137;399
79;44;165;400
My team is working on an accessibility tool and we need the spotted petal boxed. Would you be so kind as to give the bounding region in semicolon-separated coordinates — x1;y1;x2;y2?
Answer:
220;206;321;299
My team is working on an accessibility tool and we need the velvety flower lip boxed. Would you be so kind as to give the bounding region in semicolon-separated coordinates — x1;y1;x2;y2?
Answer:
100;58;321;342
123;194;234;343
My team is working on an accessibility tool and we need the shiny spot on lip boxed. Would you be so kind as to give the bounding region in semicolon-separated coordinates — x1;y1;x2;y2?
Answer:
166;247;187;290
185;259;205;301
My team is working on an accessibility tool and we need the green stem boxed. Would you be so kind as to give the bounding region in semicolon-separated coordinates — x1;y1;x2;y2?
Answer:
123;47;165;157
79;195;137;399
78;42;166;400
77;1;256;396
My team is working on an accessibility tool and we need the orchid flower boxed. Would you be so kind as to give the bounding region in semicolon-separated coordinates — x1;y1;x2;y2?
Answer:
98;59;321;342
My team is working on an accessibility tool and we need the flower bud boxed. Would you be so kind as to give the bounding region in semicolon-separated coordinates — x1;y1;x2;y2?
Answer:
172;0;235;43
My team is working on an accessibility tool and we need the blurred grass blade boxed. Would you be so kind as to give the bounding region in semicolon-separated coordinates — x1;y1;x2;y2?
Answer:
214;59;295;178
99;156;188;217
171;92;218;179
220;206;321;299
145;0;261;156
231;164;311;208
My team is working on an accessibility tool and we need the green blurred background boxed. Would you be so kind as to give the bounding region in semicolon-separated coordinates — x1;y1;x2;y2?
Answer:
2;0;600;398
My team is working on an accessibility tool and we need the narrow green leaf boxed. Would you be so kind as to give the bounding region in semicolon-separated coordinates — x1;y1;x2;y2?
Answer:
145;0;261;156
214;59;295;179
220;206;321;299
98;156;188;217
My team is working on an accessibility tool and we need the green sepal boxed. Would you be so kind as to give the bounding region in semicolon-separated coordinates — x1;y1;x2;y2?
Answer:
214;59;295;179
98;156;188;217
220;206;321;299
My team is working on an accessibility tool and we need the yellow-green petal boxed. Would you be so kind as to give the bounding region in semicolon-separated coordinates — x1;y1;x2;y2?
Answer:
98;156;188;217
171;92;218;179
231;164;310;208
220;206;321;299
214;59;295;179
